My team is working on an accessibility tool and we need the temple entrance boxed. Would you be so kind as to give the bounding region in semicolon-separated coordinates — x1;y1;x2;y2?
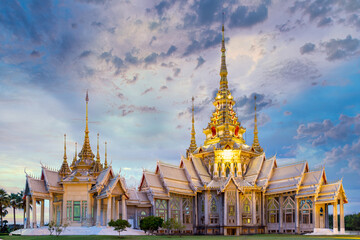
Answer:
226;228;237;235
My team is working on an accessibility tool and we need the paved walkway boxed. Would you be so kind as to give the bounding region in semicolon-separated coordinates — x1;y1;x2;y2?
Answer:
10;226;146;236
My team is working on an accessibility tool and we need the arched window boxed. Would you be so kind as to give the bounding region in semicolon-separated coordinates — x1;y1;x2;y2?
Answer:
300;199;313;224
267;197;279;223
155;199;168;221
283;196;295;223
225;162;230;177
242;195;252;224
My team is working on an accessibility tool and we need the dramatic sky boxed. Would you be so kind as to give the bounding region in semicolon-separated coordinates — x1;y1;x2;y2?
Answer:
0;0;359;223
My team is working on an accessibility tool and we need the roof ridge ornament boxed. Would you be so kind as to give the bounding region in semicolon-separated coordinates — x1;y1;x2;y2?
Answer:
252;95;263;153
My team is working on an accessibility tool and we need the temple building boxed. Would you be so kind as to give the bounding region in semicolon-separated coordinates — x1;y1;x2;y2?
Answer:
23;24;347;235
24;91;129;228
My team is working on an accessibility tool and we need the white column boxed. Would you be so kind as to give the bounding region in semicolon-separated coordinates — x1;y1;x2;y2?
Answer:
107;196;112;225
252;191;256;225
279;195;283;233
333;201;338;234
340;198;345;234
236;190;240;226
49;194;53;223
295;198;299;234
230;162;234;176
121;195;127;220
224;191;227;226
88;194;93;226
96;199;101;226
40;200;44;227
112;197;116;220
195;194;198;226
26;195;30;228
204;191;209;225
262;193;265;226
32;196;37;228
115;200;119;220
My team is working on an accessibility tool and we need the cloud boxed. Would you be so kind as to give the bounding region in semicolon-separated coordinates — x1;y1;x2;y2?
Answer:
30;50;41;58
166;76;173;81
295;114;360;146
154;0;174;16
322;35;360;61
300;43;316;54
290;0;335;21
160;85;168;91
317;17;332;27
125;52;139;65
324;137;360;172
284;111;292;116
118;104;158;116
141;87;153;95
173;68;181;77
195;56;205;69
229;4;268;28
144;52;158;64
79;50;92;58
125;74;139;85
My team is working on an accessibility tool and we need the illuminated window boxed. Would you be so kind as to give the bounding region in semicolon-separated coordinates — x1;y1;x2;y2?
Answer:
300;199;313;224
170;195;180;222
155;199;168;221
267;197;279;223
182;197;193;224
282;196;295;223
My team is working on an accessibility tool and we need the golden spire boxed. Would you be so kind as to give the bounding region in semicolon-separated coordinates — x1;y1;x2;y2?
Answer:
104;141;108;168
59;134;71;176
252;95;263;152
188;97;197;153
96;133;100;162
92;133;103;175
78;90;95;163
219;13;228;91
71;142;77;169
63;134;67;162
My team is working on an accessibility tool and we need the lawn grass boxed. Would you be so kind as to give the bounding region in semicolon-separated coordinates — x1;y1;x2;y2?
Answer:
1;235;360;240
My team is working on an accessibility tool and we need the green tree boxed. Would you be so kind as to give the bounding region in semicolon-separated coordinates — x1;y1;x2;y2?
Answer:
173;221;185;236
108;219;131;237
140;216;163;235
162;218;175;234
0;188;10;228
9;192;22;230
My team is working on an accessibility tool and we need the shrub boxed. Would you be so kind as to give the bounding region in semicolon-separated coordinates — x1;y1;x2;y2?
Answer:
108;219;131;237
140;216;163;235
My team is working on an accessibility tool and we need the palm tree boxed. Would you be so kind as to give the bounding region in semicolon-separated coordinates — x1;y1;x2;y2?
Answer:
9;192;22;230
0;188;10;228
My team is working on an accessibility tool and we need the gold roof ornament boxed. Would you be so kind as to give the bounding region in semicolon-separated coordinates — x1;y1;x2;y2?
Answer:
187;97;197;156
70;142;77;170
59;134;71;177
203;18;246;147
77;90;95;169
104;141;108;169
252;95;263;153
92;133;103;175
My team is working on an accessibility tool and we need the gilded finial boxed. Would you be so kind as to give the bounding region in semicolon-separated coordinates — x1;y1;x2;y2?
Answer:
78;90;95;165
59;134;71;176
219;12;228;90
252;94;263;152
104;141;108;168
187;97;197;156
63;134;67;162
96;133;100;162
